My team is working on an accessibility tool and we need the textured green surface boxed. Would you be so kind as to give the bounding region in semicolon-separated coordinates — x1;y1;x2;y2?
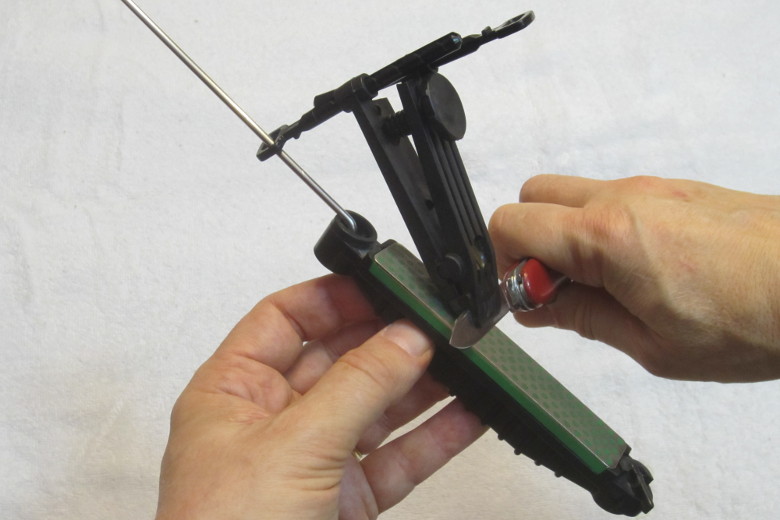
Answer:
370;243;627;474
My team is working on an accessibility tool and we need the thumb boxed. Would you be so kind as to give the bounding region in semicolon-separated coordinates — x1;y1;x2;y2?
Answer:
291;320;434;452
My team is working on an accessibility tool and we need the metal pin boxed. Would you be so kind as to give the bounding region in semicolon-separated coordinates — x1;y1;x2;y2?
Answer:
119;0;357;231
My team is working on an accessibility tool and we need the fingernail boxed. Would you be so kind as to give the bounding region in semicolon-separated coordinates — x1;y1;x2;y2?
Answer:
381;321;432;357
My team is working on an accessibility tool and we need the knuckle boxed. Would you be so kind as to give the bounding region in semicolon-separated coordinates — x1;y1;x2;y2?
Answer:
579;204;632;247
520;174;553;202
562;208;630;285
636;350;675;378
214;365;254;396
571;301;598;341
519;180;535;202
488;204;525;269
630;334;678;378
620;175;664;193
575;205;635;269
211;356;290;408
169;392;190;424
619;175;699;203
488;204;518;239
543;303;567;329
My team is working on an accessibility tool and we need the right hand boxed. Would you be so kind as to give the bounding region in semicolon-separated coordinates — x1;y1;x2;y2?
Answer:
489;175;780;382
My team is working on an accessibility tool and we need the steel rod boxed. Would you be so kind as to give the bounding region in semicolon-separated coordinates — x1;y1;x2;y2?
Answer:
119;0;357;231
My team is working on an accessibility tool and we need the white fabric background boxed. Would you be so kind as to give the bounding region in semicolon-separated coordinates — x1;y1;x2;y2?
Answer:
1;1;778;519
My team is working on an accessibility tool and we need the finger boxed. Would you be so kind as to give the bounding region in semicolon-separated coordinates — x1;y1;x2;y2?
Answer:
184;354;296;417
284;319;384;393
355;372;450;454
289;320;434;453
285;322;450;454
513;283;660;371
520;174;607;207
489;202;612;285
215;274;377;372
189;320;380;417
361;399;487;513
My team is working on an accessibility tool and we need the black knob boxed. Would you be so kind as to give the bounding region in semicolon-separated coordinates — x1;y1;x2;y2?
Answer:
421;73;467;141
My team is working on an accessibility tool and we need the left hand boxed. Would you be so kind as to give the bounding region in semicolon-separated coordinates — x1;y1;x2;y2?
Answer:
155;275;486;520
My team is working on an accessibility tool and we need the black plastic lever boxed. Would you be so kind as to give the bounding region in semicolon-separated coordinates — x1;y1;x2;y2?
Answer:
432;10;535;67
256;33;463;160
349;70;502;330
256;11;535;160
256;12;535;336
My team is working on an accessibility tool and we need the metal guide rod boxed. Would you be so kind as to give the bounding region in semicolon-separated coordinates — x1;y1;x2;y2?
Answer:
119;0;357;231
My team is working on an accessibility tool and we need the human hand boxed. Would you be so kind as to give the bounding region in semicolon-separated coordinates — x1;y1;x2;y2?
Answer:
489;175;780;382
155;275;485;520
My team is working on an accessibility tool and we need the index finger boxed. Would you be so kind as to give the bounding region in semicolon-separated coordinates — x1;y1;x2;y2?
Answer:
489;202;609;287
521;174;607;207
215;274;377;372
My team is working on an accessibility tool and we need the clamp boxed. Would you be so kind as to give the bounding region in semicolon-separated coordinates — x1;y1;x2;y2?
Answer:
120;3;654;515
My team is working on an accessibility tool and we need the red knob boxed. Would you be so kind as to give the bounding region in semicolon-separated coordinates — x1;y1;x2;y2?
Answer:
501;258;569;311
